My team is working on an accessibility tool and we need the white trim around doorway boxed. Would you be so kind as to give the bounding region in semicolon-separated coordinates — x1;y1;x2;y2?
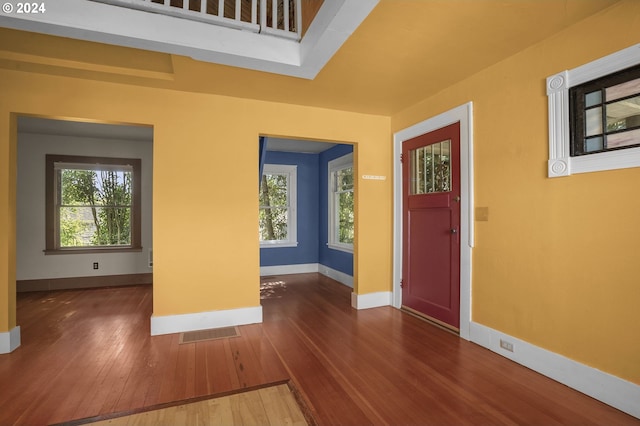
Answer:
392;102;474;340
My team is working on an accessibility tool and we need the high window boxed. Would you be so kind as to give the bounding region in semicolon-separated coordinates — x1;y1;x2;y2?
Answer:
570;64;640;156
259;164;297;247
547;43;640;177
45;155;142;253
328;153;354;252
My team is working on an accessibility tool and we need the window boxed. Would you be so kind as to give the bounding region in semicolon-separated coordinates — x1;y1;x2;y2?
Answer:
328;153;354;252
45;155;142;253
570;64;640;156
547;43;640;177
259;164;297;247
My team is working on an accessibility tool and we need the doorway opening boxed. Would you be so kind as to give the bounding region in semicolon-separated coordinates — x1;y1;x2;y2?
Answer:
258;136;355;298
15;115;153;330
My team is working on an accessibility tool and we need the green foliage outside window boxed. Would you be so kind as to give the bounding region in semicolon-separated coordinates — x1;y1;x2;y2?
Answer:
335;167;354;244
259;173;289;241
59;168;132;247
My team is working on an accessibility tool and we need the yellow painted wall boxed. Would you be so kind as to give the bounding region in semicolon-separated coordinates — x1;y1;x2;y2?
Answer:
392;0;640;384
0;66;391;327
0;112;17;333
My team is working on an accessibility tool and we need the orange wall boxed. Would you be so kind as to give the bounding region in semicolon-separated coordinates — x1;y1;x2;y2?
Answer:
0;68;391;326
392;0;640;384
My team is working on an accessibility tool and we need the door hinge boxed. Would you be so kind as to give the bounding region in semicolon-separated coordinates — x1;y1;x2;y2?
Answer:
400;278;404;288
400;153;404;163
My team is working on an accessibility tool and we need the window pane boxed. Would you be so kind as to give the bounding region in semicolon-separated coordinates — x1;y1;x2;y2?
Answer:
585;136;603;153
585;107;603;136
606;94;640;131
606;76;640;102
259;207;288;241
410;140;451;194
60;206;131;247
338;191;354;244
336;167;354;191
585;90;602;108
259;174;288;208
607;128;640;149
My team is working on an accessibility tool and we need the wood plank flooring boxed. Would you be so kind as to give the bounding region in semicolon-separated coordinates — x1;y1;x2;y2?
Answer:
84;384;307;426
0;274;638;425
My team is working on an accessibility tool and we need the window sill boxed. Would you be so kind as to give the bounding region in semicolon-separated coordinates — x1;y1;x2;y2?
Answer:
44;247;143;255
327;243;353;254
260;241;299;249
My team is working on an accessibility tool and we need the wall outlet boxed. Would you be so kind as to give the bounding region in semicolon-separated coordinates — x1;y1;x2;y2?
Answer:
93;262;99;270
500;339;514;352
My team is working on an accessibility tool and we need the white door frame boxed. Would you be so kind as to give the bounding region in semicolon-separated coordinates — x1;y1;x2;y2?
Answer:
392;102;474;340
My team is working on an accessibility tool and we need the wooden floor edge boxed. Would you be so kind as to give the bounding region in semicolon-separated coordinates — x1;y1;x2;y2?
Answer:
53;379;292;426
286;380;319;426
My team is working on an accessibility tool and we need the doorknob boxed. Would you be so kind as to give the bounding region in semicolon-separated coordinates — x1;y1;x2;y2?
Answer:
450;228;457;234
453;196;461;202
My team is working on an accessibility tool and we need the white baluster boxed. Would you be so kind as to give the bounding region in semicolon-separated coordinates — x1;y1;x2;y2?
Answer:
283;0;289;32
271;0;277;29
200;0;207;14
251;0;257;24
295;0;301;35
218;0;224;17
235;0;240;21
260;0;267;31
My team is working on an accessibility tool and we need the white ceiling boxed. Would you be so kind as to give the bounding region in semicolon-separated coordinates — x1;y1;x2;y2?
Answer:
0;0;379;79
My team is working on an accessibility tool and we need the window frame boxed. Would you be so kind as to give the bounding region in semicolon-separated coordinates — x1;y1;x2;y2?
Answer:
259;164;298;248
45;154;142;254
327;153;354;253
547;43;640;177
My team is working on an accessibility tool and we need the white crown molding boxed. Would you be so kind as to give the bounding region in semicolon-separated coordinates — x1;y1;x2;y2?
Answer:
0;0;379;79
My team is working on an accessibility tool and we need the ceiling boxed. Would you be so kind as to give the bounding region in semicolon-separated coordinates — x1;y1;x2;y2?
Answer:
17;116;334;153
18;116;153;142
0;0;622;116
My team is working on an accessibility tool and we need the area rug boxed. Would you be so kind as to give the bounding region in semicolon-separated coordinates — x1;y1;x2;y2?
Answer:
57;381;315;426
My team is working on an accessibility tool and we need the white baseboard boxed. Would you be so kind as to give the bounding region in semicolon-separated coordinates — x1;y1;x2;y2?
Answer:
318;264;353;288
351;291;392;310
469;322;640;419
260;263;319;276
150;306;263;336
0;326;21;354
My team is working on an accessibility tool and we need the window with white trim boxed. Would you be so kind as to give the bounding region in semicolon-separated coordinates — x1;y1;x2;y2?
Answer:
328;153;354;252
547;43;640;177
570;64;640;156
259;164;297;247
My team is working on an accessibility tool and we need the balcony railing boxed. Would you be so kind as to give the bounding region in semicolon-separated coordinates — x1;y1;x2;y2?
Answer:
90;0;302;40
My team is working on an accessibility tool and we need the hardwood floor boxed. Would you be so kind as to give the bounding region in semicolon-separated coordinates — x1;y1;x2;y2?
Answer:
0;274;637;425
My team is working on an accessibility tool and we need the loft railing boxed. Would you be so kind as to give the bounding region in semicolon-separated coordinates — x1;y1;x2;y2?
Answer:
90;0;302;40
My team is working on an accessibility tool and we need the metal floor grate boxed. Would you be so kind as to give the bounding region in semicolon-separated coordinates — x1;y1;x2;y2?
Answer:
179;326;240;344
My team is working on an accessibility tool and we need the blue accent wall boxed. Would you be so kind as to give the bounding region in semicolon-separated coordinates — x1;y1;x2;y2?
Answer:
319;145;354;276
260;151;319;266
259;145;354;278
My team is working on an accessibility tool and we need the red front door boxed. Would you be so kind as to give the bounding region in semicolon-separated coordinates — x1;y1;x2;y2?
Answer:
402;122;461;330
